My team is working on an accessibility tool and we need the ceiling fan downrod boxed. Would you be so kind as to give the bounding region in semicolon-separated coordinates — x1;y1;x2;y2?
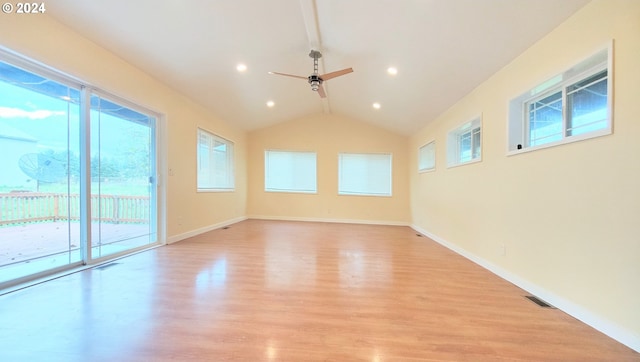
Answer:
308;50;322;92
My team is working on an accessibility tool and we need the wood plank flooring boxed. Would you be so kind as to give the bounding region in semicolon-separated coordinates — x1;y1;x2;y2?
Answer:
0;219;637;361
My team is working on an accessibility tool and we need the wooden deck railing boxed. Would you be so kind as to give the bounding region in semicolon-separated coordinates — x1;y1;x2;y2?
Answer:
0;192;150;226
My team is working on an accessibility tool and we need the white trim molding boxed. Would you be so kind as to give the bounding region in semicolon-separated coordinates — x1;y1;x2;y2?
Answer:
249;215;409;227
410;224;640;353
167;216;248;244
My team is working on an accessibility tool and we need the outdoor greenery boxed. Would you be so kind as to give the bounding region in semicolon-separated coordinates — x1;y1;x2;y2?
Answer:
3;145;152;196
0;182;150;196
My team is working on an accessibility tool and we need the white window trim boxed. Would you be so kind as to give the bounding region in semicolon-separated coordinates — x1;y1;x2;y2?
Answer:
338;152;393;197
418;140;436;173
447;116;482;168
507;42;613;156
197;128;235;192
264;149;318;194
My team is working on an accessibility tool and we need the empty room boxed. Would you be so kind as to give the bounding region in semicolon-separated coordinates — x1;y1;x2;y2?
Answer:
0;0;638;360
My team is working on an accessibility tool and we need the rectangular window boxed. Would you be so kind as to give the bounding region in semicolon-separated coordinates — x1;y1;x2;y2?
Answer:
197;128;234;191
508;45;612;153
447;117;482;167
418;141;436;172
338;153;392;196
264;150;317;193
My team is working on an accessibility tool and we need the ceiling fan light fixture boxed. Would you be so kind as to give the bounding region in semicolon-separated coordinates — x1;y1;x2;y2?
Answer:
387;67;398;75
236;63;247;72
373;102;381;109
266;100;275;107
309;76;322;91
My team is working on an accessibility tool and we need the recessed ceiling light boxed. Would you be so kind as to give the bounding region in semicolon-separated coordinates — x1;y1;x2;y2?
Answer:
266;100;275;108
387;67;398;75
373;102;381;109
236;63;247;72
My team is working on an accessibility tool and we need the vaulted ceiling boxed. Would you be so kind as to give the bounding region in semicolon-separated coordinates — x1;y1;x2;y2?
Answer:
49;0;590;135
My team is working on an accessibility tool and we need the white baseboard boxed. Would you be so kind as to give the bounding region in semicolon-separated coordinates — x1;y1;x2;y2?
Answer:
248;215;409;226
410;224;640;353
167;216;248;244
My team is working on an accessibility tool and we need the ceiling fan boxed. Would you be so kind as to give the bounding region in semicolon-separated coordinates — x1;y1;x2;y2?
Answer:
269;50;353;98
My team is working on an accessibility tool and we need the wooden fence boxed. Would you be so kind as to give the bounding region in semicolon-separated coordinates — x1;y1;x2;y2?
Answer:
0;192;150;226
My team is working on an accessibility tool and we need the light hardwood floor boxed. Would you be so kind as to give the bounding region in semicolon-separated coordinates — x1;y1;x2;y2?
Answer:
0;220;638;361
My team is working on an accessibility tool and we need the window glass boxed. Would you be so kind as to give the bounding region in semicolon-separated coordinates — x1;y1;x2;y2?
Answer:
459;131;472;163
447;117;482;167
338;153;392;196
264;150;317;193
567;70;608;137
472;127;481;159
418;141;435;172
197;129;234;191
528;91;563;146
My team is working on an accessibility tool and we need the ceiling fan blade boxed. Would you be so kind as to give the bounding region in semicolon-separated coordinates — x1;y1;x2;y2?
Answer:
317;84;327;98
268;71;308;80
319;67;353;81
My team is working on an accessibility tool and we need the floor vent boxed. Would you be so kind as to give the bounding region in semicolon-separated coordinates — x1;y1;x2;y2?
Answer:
94;262;121;271
525;295;555;308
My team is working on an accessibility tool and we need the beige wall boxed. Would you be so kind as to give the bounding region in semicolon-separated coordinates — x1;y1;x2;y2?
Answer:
0;14;248;241
409;0;640;346
248;113;410;224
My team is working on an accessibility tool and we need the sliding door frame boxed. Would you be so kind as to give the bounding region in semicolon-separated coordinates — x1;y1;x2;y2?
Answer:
85;88;162;264
0;46;166;288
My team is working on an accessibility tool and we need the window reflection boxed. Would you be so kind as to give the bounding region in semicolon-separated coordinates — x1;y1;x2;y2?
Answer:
339;248;392;288
195;257;227;295
265;240;316;289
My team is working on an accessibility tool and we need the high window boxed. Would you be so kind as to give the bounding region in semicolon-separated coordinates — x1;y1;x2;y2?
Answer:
508;45;612;153
447;117;482;167
197;129;234;192
264;150;317;193
418;141;436;172
338;153;392;196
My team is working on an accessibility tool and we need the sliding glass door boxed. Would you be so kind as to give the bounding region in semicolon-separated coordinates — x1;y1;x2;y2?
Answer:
89;94;156;259
0;60;83;283
0;53;159;286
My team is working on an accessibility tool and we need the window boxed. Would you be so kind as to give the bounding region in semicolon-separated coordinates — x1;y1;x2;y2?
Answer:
89;93;158;259
418;141;436;172
264;150;317;193
197;128;234;191
338;153;392;196
0;49;159;286
447;117;482;167
508;45;611;153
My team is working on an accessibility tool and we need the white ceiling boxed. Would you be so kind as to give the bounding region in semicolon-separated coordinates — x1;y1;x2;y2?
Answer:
48;0;590;135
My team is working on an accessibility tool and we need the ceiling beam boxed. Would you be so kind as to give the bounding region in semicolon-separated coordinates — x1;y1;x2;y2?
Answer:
299;0;331;113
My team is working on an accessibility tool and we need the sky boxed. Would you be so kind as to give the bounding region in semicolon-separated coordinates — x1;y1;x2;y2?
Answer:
0;79;151;158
